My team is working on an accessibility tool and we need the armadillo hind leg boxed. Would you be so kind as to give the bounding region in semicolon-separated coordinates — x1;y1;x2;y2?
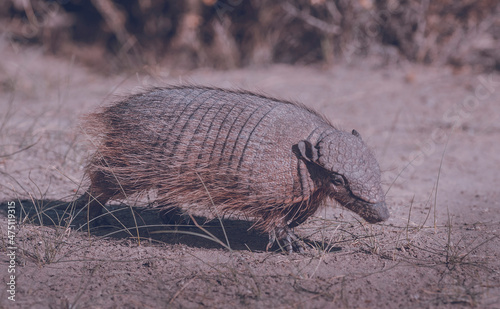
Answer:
266;226;305;254
159;205;191;226
75;169;124;224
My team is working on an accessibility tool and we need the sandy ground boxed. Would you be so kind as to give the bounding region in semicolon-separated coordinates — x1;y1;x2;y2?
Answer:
0;44;499;309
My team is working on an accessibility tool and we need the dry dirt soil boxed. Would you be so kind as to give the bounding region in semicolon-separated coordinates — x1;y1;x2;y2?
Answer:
1;44;499;309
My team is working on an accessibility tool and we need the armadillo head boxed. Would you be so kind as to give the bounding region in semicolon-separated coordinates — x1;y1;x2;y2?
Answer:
295;129;389;223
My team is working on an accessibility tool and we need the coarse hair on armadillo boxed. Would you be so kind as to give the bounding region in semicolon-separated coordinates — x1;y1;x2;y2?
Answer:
83;85;338;233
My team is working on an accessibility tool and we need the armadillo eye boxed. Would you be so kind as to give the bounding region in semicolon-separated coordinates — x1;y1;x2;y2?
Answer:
330;174;345;186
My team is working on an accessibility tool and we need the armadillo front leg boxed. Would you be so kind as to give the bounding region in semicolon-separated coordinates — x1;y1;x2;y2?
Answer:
267;226;304;254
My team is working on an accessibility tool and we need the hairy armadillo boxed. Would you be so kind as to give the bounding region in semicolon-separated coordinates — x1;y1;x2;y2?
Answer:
78;86;389;252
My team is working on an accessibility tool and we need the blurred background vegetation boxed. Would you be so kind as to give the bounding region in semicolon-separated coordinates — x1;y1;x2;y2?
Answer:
1;0;498;72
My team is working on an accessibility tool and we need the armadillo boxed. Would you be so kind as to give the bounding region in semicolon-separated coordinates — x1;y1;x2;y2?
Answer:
78;86;389;252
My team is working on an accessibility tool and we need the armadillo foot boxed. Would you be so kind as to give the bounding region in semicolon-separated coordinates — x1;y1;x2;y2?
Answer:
267;226;305;254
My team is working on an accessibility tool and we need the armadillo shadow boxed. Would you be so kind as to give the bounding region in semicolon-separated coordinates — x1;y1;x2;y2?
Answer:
0;199;337;252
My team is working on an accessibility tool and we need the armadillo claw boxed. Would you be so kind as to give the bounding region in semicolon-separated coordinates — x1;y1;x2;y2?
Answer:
267;227;305;254
266;231;277;252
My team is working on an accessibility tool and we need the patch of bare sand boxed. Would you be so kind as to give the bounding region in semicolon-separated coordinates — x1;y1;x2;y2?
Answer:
1;46;499;308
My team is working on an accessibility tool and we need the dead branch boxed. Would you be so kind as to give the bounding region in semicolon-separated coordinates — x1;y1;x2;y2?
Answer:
282;2;340;35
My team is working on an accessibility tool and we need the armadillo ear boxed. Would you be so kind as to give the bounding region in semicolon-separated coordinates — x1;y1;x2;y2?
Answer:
293;140;319;163
352;129;362;139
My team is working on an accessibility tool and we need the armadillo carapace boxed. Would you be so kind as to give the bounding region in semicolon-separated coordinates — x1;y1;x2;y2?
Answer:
78;86;389;252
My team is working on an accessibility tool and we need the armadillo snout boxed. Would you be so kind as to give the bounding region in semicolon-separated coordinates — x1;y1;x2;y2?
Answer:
342;199;389;224
363;201;389;223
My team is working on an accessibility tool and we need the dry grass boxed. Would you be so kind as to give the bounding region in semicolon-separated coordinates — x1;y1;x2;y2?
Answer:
1;181;498;307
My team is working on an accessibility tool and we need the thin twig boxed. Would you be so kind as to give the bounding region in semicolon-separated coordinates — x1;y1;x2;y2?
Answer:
282;2;340;35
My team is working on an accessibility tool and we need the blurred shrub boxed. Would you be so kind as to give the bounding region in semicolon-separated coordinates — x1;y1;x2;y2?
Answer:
1;0;498;71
